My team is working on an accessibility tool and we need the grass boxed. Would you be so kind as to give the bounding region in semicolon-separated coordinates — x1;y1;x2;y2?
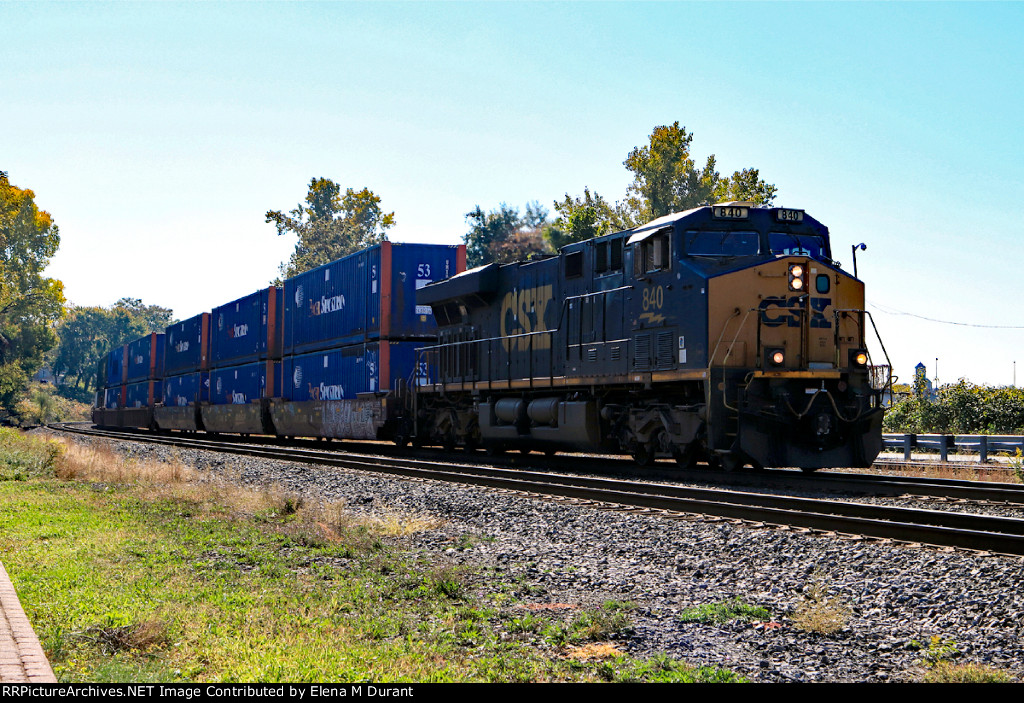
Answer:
911;635;1015;683
678;597;771;625
0;429;743;683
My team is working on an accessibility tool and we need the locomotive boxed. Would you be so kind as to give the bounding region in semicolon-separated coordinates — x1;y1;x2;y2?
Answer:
94;203;888;471
414;202;888;470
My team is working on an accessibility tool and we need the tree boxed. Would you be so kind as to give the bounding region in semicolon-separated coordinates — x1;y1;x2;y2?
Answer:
0;172;66;412
558;123;778;233
548;188;624;250
267;178;396;279
463;202;554;268
52;298;174;391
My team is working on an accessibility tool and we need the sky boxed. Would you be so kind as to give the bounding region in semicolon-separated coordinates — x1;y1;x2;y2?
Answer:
3;1;1023;386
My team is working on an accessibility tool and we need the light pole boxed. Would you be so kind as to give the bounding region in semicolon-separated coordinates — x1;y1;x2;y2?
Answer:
851;243;867;278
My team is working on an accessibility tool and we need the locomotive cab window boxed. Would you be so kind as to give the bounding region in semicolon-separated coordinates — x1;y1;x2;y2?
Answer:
768;232;827;259
633;230;670;276
595;239;624;274
686;230;759;257
565;251;584;278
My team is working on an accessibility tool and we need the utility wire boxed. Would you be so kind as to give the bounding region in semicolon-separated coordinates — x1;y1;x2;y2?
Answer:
868;301;1024;329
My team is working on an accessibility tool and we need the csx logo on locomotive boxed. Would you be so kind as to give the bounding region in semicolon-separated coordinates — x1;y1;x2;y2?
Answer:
500;284;553;351
759;296;832;328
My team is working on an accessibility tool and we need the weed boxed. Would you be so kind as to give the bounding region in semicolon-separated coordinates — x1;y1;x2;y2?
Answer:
912;635;960;666
1007;448;1024;483
678;597;770;625
923;662;1014;683
791;573;851;635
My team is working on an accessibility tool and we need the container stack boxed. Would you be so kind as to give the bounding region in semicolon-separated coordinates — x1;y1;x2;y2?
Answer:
279;242;464;404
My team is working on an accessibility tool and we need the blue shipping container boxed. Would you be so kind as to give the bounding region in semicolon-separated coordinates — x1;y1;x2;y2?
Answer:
282;341;433;402
126;380;162;408
283;242;465;355
104;346;126;388
210;288;282;366
209;361;281;405
163;372;209;407
164;313;210;375
104;385;124;409
126;333;165;383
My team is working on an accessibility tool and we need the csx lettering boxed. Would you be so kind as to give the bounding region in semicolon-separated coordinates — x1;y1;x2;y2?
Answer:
759;296;832;328
500;284;553;352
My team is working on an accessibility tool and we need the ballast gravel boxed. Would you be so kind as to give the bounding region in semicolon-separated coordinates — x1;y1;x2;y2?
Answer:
45;431;1024;683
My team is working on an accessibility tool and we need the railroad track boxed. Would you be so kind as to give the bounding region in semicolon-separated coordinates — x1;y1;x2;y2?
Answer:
49;423;1024;557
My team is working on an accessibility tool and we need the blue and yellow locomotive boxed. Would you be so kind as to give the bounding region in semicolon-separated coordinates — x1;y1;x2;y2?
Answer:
416;202;888;470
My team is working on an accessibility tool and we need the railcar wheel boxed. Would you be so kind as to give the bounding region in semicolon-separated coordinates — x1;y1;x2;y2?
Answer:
672;446;696;470
631;442;655;467
800;466;819;473
719;453;742;472
485;444;506;457
544;449;558;458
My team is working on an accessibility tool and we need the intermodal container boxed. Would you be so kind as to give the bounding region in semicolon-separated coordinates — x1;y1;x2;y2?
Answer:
283;242;465;355
281;341;433;402
104;346;127;388
210;288;282;366
209;361;281;405
104;385;125;409
126;380;162;408
163;372;209;407
126;333;166;383
164;313;210;375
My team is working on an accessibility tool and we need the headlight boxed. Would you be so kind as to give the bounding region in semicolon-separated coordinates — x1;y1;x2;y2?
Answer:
788;263;805;291
765;347;786;368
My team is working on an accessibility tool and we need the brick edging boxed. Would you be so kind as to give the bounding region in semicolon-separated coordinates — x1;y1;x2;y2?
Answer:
0;561;57;683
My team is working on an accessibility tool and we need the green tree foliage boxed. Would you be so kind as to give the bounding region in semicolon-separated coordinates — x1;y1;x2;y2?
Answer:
554;123;778;241
883;381;1024;435
267;178;396;279
547;188;625;251
463;202;554;268
0;172;65;412
52;298;173;391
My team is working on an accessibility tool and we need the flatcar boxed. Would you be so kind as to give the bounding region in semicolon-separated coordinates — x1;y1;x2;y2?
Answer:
93;203;889;471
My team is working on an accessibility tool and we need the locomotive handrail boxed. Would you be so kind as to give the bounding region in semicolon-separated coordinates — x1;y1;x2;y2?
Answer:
832;308;894;395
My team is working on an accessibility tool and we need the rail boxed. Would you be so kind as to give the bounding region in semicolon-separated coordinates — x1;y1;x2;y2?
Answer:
882;433;1024;463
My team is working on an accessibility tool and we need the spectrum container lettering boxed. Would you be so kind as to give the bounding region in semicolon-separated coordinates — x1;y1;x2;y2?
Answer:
210;287;282;366
283;242;465;355
126;333;166;383
164;313;210;375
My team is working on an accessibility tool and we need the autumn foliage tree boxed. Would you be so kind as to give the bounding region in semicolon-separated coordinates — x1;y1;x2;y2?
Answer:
0;171;65;412
463;202;553;268
267;178;396;279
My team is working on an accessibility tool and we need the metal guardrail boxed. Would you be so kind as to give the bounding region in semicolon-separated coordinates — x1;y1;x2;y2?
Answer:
882;433;1024;463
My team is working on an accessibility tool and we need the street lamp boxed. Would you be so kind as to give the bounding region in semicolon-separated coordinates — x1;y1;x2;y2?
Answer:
851;243;867;278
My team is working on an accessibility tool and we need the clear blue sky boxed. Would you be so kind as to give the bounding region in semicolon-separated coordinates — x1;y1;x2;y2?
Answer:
4;1;1023;386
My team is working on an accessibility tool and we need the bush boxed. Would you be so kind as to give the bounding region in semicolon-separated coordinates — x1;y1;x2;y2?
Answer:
884;381;1024;435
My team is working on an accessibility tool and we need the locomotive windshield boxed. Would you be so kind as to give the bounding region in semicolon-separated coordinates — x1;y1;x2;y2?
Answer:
768;232;827;259
685;230;760;257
